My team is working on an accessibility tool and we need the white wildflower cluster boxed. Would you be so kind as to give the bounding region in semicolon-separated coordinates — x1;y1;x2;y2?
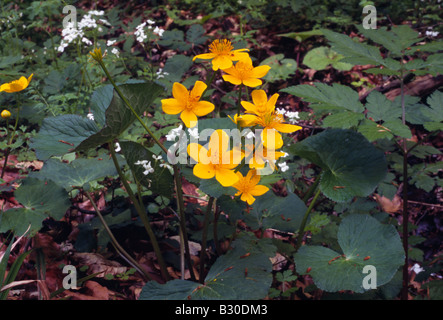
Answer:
278;161;290;172
58;10;109;53
166;124;184;141
152;154;173;174
276;108;300;124
134;19;165;43
425;27;439;37
86;112;94;120
156;68;170;79
135;160;154;175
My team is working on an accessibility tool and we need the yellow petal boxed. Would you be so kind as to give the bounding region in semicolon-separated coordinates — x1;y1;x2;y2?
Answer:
250;65;271;79
191;80;207;98
212;55;234;70
193;53;216;61
193;163;215;179
262;129;283;149
215;168;239;187
161;98;184;115
172;82;189;101
180;109;198;128
187;143;207;163
250;185;269;196
222;74;242;85
251;90;268;106
240;192;256;205
273;123;302;133
266;93;279;112
193;101;215;116
242;78;263;88
208;129;230;153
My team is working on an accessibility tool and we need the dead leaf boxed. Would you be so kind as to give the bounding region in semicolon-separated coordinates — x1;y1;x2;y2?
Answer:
72;252;127;278
374;194;402;214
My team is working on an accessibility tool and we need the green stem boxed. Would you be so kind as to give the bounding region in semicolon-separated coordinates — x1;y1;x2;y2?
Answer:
302;174;321;203
83;190;152;281
295;188;322;253
236;84;243;117
199;197;215;283
213;204;222;256
173;165;196;281
108;143;169;281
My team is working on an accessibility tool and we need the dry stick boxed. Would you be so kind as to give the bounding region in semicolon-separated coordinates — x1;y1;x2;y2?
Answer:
109;143;170;281
199;196;215;283
82;190;152;281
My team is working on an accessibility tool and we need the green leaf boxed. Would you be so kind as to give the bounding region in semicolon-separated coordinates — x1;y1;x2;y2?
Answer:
198;179;237;198
278;29;323;42
30;115;99;160
29;157;118;190
291;129;387;202
186;24;208;45
249;191;307;233
158;29;191;51
163;54;193;83
281;83;364;113
139;234;275;300
357;119;393;142
294;214;404;293
119;141;173;197
322;111;364;129
75;81;164;152
321;29;386;67
260;54;297;82
365;90;401;122
89;84;114;127
0;178;71;235
303;46;352;71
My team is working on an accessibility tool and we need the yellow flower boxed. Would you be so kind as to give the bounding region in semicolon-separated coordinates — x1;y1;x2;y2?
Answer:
222;57;270;87
245;144;286;172
161;81;215;128
187;129;244;187
0;74;33;93
89;47;104;62
240;90;302;149
1;109;11;119
232;170;269;205
193;39;249;71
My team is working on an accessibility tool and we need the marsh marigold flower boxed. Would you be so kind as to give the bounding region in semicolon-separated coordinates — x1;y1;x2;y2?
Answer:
187;129;244;187
1;109;11;119
240;90;302;149
0;74;33;93
232;170;269;205
193;39;249;71
161;81;215;128
222;57;270;87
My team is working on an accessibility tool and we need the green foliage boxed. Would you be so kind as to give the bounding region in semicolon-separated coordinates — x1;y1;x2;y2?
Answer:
302;46;352;71
295;214;404;293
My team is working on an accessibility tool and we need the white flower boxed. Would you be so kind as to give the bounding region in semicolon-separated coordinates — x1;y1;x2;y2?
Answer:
156;68;169;79
425;30;439;37
87;112;94;120
135;160;154;175
166;124;184;141
153;154;163;161
107;39;117;46
111;47;119;57
147;19;155;25
410;263;424;274
281;152;289;158
285;111;300;124
278;161;290;172
115;142;121;152
276;108;286;115
135;22;148;43
188;127;199;140
153;26;164;37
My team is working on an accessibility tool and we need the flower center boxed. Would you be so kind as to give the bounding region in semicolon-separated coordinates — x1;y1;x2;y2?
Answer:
186;92;200;110
209;39;234;56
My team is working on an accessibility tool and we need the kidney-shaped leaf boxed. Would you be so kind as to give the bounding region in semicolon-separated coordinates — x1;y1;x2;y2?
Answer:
76;81;164;152
139;235;275;300
0;178;71;235
291;129;387;202
294;214;404;293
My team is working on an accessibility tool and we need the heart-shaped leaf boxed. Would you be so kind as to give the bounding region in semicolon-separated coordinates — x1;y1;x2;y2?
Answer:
0;178;71;235
294;214;404;293
76;81;164;152
291;129;387;202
